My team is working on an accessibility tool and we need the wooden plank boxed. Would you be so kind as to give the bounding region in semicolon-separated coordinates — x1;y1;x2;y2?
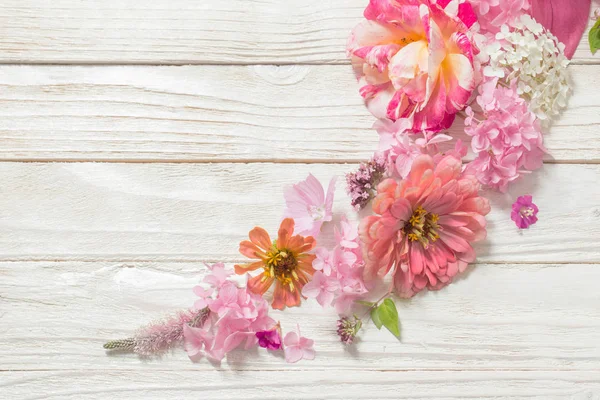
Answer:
0;64;598;163
0;0;597;65
0;162;598;263
3;370;599;399
1;261;600;373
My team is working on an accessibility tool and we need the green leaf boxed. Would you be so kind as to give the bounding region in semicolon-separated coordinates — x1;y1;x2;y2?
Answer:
590;19;600;55
355;300;376;307
371;307;383;329
378;298;401;339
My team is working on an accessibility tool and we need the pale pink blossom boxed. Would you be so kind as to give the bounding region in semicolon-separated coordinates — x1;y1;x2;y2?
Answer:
360;155;490;298
202;262;232;289
283;174;335;238
347;0;478;131
302;271;340;308
303;218;368;315
183;324;213;361
283;326;315;363
312;247;333;276
335;216;360;250
192;286;213;310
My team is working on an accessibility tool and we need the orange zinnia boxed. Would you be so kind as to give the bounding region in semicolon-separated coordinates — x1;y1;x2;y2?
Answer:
235;218;316;310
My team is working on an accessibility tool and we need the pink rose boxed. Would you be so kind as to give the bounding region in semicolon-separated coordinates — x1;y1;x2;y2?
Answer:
347;0;477;132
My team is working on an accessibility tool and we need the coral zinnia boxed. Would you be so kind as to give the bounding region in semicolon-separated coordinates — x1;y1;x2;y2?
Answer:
359;154;490;298
235;218;316;310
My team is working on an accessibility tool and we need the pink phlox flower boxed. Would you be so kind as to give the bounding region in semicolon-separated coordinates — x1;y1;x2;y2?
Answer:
335;215;359;249
203;262;233;288
313;247;334;276
511;195;539;229
283;174;336;238
283;325;315;363
375;118;413;153
301;271;340;308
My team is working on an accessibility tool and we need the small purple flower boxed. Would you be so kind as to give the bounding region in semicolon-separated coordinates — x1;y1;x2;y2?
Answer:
511;195;539;229
336;316;362;344
256;325;282;350
346;154;387;210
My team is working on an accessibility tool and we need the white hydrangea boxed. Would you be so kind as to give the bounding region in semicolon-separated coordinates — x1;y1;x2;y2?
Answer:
478;14;571;123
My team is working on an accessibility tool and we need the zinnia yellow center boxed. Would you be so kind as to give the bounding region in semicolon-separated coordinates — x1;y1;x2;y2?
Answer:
263;247;299;289
403;206;440;248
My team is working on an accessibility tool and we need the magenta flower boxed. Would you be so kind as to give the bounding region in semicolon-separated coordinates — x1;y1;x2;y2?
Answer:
283;174;335;238
511;195;539;229
283;326;315;363
256;324;282;350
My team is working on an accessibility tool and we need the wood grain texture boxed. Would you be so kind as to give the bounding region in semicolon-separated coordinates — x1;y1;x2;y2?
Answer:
0;0;597;65
1;261;600;374
0;64;598;162
2;370;599;399
0;162;599;263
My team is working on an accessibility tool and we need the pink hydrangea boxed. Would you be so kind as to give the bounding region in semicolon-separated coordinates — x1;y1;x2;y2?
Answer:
183;270;276;362
347;0;478;132
302;216;368;315
468;0;530;33
375;118;456;179
464;77;545;192
359;154;490;298
283;174;335;238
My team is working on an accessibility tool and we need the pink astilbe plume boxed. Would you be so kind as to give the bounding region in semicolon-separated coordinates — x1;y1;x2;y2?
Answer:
360;154;490;298
103;307;210;357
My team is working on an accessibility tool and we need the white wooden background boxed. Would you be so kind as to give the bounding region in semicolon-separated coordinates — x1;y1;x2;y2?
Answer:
1;1;600;399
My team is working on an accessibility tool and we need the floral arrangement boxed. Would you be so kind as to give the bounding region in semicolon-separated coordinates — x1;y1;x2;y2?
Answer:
104;0;593;363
